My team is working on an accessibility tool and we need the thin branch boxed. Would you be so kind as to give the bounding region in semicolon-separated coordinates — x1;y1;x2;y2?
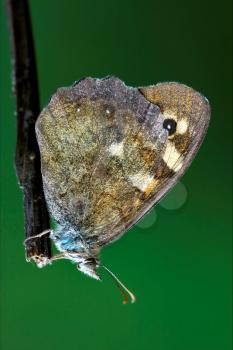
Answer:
5;0;52;265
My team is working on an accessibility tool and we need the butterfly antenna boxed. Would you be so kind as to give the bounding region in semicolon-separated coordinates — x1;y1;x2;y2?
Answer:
101;265;136;304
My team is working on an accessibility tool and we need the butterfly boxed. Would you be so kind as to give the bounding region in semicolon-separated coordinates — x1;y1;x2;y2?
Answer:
26;76;210;303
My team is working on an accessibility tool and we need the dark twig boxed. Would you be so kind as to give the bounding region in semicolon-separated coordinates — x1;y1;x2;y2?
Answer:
5;0;52;265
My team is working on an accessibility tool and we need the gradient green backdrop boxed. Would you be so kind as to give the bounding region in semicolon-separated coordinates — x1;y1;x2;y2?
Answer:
0;1;232;350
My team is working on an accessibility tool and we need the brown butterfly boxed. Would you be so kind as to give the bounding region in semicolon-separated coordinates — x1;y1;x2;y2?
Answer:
26;77;210;303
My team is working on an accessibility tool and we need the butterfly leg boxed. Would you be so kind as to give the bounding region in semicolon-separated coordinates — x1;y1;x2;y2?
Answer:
50;253;69;261
23;229;51;245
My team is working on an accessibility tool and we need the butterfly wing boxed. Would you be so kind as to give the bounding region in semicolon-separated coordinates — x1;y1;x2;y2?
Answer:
36;77;210;248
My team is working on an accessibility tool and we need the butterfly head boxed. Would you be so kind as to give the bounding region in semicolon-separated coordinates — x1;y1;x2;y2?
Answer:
76;257;101;280
64;252;101;280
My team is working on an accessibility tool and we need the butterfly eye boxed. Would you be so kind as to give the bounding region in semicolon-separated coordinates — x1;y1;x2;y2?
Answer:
163;118;177;136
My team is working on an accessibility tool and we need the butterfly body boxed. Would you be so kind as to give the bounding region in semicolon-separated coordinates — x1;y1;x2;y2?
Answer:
35;76;210;281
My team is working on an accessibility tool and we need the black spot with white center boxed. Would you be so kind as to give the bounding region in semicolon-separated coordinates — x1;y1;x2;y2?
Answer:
163;118;177;136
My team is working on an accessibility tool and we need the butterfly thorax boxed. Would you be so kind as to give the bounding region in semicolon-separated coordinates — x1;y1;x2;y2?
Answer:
51;226;100;279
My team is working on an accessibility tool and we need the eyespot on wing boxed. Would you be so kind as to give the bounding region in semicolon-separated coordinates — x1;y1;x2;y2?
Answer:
139;82;210;144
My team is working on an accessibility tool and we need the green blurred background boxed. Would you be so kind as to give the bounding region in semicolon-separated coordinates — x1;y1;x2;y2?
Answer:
0;1;232;349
